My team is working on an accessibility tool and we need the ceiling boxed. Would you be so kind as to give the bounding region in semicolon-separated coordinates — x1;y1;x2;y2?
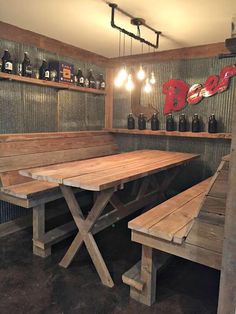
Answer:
0;0;235;58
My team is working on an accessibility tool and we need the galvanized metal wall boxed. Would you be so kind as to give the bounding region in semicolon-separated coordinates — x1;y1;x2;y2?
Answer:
113;56;236;188
0;38;105;223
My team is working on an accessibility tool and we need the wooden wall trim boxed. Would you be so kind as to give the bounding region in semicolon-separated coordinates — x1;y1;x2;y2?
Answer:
105;68;114;129
0;21;109;66
109;42;228;67
218;97;236;312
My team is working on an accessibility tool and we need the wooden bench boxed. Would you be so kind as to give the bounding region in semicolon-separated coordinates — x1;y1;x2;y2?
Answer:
0;131;118;257
123;155;228;306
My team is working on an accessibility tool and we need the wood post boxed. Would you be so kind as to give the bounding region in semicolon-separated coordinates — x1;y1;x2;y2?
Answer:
32;204;51;257
218;103;236;313
105;68;114;129
130;245;158;306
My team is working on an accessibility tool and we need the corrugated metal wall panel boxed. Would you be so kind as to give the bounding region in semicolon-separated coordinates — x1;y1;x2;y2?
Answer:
0;38;105;223
113;56;235;189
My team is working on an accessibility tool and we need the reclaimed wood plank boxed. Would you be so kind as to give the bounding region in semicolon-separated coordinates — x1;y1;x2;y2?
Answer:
1;181;58;199
186;220;224;254
128;178;210;233
200;195;226;215
63;153;199;190
106;128;232;140
0;134;115;157
208;169;228;199
0;144;118;172
173;221;194;244
132;230;222;270
0;130;109;142
148;193;204;241
21;150;170;183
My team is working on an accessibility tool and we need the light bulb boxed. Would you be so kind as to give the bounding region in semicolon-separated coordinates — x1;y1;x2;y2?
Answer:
114;76;123;87
150;72;156;85
119;67;128;81
144;78;152;93
137;65;145;80
126;74;134;91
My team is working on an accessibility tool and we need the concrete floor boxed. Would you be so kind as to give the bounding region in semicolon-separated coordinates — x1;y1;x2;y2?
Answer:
0;218;220;314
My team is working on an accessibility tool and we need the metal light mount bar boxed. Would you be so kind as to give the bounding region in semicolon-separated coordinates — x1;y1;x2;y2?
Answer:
108;3;161;49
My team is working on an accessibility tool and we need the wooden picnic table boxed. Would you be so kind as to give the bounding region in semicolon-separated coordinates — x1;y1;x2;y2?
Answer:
20;149;199;287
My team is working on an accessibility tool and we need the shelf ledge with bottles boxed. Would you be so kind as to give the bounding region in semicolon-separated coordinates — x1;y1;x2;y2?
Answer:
105;128;232;140
0;72;106;95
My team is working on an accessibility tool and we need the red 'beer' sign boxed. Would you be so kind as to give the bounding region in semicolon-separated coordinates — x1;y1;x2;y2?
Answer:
162;65;236;114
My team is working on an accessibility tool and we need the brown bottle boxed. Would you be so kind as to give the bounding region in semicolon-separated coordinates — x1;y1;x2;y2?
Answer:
87;69;96;88
208;114;217;133
1;49;13;74
22;52;32;77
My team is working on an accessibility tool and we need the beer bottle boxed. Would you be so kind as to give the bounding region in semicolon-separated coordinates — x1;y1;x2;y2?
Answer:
151;113;159;130
138;113;146;130
73;72;78;85
1;49;13;74
39;59;50;80
208;114;217;133
99;74;106;90
77;68;85;87
127;113;135;129
179;114;187;132
192;114;200;132
88;69;96;89
22;52;32;77
166;113;174;131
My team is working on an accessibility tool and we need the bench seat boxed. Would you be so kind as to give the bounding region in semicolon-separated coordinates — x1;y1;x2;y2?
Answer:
123;155;228;306
1;180;58;199
0;131;119;257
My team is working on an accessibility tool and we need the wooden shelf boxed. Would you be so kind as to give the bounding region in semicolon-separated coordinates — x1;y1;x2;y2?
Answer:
106;128;232;140
0;72;106;95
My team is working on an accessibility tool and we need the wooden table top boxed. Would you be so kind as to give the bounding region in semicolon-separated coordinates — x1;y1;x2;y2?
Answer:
20;150;199;191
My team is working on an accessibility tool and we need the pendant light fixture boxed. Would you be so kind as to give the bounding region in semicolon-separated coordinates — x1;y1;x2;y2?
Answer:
110;3;161;92
137;65;145;80
114;32;128;87
137;43;146;80
144;78;152;93
150;71;156;85
126;74;134;91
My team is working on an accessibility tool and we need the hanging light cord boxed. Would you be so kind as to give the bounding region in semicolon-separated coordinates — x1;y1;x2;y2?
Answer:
123;33;126;56
118;31;121;57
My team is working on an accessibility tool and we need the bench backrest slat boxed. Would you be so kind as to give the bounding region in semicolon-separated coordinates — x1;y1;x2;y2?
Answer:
0;131;118;187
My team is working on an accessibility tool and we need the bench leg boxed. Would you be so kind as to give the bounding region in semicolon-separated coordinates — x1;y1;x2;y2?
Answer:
130;245;157;306
32;204;51;258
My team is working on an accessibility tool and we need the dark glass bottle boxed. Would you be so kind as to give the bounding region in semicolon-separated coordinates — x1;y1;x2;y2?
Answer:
127;113;135;129
166;113;174;131
138;113;146;130
192;113;200;132
77;68;85;87
208;114;217;133
22;52;32;77
151;113;159;130
39;59;50;80
1;49;13;74
73;73;78;85
179;114;187;132
88;69;96;89
99;74;106;90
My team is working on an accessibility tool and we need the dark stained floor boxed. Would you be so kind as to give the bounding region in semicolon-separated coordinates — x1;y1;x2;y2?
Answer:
0;218;220;314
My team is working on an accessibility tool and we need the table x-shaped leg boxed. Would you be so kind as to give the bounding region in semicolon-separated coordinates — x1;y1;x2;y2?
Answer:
59;184;115;287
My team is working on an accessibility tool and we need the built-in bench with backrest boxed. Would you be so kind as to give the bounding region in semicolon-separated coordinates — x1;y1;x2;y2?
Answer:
123;155;228;306
0;131;119;257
